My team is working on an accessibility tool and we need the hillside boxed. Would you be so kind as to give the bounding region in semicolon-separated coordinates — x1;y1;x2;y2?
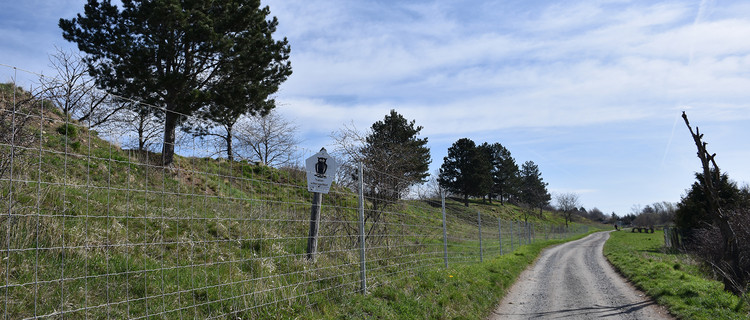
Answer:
1;85;590;318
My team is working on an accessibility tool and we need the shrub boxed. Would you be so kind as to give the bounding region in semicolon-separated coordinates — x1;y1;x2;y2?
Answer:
56;123;78;139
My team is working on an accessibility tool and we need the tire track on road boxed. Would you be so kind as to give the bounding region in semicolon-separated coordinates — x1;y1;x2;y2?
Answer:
489;232;673;320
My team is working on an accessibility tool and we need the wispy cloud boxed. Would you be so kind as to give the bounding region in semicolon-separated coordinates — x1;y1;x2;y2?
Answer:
0;0;83;72
2;0;747;214
261;0;750;214
270;0;750;139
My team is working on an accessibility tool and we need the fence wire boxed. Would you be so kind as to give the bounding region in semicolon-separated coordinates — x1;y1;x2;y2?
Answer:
1;64;588;319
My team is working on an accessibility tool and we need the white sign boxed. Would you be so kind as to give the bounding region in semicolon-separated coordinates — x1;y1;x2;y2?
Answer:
305;148;339;194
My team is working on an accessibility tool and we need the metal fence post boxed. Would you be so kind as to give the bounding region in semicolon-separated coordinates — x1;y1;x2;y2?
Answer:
527;222;530;244
523;222;527;245
527;222;531;244
531;223;534;243
528;222;531;244
529;222;532;243
441;192;448;268
510;220;514;252
478;211;483;263
357;163;367;293
498;218;503;256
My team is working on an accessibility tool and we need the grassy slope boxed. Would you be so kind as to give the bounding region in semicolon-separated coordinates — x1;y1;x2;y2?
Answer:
2;95;600;318
2;106;325;318
442;197;575;226
308;233;595;319
604;230;749;320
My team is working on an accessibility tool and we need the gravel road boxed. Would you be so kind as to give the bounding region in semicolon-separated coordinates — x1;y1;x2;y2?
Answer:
488;231;673;320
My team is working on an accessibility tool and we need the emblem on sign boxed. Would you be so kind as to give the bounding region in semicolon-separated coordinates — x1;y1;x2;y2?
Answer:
315;157;328;177
306;148;339;194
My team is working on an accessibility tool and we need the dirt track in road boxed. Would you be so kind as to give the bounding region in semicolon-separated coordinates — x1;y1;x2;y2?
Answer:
489;232;673;320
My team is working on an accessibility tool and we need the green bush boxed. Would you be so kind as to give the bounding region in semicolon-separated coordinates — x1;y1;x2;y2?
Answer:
56;123;78;139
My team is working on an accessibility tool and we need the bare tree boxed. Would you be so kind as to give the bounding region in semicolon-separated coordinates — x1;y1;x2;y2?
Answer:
633;212;656;228
122;105;162;153
682;111;748;295
518;202;535;224
234;110;300;167
330;121;367;188
417;169;443;200
630;204;643;217
556;192;580;227
40;47;125;128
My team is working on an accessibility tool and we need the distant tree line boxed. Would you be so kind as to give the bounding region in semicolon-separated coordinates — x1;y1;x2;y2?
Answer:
50;1;571;237
437;138;551;215
332;111;560;232
617;202;677;227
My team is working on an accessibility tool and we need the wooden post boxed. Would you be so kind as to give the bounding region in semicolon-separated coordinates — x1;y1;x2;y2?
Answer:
306;192;323;260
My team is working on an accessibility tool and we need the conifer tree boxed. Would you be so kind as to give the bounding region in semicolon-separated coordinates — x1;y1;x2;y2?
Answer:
439;138;490;206
361;110;431;210
484;142;520;204
519;160;551;215
60;0;291;165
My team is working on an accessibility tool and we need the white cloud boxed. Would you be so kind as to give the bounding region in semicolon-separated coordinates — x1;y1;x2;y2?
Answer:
3;0;749;214
274;0;750;137
261;0;750;215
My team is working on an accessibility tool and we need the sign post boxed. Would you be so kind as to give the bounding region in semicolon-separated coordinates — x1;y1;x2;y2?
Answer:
305;148;338;261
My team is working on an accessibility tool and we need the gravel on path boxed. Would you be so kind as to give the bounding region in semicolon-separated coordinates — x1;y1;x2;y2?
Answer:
488;231;673;320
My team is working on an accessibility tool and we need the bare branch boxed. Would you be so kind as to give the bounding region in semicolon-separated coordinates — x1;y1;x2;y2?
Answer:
234;110;300;167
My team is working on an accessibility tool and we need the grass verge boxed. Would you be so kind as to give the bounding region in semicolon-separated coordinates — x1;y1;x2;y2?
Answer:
603;230;749;320
306;232;595;319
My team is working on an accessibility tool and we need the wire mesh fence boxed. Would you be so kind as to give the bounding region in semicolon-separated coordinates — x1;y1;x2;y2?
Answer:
1;64;588;319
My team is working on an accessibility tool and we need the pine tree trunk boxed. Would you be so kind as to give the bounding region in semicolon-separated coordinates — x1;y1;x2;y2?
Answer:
162;111;178;166
226;124;233;161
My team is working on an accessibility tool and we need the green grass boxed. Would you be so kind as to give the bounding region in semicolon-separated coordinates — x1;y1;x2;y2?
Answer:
306;232;595;319
2;102;600;318
604;230;749;320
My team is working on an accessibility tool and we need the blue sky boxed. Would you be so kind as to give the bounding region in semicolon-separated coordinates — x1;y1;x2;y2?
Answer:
1;0;749;215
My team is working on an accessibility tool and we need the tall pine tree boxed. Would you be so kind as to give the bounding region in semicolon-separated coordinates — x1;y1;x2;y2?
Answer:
439;138;490;207
520;160;551;216
361;110;431;211
484;142;520;204
60;0;291;165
